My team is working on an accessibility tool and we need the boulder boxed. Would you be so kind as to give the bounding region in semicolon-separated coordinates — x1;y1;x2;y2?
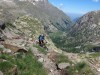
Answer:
38;58;44;63
2;43;27;53
0;59;7;62
97;68;100;72
58;63;70;69
3;49;12;54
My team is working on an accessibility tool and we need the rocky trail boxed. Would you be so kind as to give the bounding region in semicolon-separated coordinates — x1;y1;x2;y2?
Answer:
0;36;100;75
0;38;69;75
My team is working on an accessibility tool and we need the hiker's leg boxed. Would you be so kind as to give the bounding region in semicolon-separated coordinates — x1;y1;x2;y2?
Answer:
41;40;45;47
39;40;41;46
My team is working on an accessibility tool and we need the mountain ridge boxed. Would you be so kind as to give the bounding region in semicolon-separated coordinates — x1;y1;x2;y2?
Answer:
0;0;72;33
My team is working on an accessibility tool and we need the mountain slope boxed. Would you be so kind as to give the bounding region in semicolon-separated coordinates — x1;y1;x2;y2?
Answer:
0;0;72;33
70;10;100;51
0;15;62;75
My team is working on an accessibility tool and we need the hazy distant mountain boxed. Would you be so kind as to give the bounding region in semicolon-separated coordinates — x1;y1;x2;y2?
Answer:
67;13;83;22
70;10;100;50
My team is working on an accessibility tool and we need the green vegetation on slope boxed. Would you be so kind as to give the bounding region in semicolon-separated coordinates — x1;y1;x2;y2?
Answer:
67;62;95;75
33;45;47;54
0;49;47;75
49;31;80;53
14;16;44;37
56;54;72;64
90;52;100;58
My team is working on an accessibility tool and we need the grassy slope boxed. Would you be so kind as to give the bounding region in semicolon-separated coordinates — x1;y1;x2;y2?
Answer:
0;49;47;75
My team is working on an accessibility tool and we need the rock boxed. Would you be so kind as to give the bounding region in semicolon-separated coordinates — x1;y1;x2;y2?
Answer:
3;59;7;62
58;63;70;69
0;59;7;62
29;38;32;41
3;49;12;54
21;43;25;47
97;68;100;72
38;58;44;63
0;45;4;48
2;43;27;53
50;69;53;72
0;71;3;75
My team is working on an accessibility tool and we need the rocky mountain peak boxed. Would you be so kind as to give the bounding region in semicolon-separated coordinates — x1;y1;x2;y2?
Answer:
18;0;48;4
19;0;48;2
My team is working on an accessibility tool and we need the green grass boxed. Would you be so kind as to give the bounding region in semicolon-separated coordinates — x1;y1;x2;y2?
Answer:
75;62;87;71
56;54;72;64
34;45;47;54
0;49;47;75
67;62;95;75
90;52;100;58
16;50;47;75
0;61;14;74
0;47;3;52
49;32;82;53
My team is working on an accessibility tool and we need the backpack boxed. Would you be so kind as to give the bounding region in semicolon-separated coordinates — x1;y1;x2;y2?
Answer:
38;35;44;40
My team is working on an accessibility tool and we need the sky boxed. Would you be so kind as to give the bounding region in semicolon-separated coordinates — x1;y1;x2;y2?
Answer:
48;0;100;15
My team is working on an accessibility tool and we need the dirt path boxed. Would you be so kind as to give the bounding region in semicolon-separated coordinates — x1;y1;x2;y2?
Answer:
29;45;61;75
4;39;61;75
62;51;81;63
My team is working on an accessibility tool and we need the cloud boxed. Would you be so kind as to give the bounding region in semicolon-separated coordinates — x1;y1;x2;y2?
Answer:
60;3;63;6
59;3;64;9
92;0;100;2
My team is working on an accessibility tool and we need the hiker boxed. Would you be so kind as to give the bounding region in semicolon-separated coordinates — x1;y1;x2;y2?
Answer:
38;34;45;47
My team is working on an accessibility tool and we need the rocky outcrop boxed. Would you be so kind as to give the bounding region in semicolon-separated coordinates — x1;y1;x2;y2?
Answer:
0;71;3;75
58;63;70;70
2;43;27;53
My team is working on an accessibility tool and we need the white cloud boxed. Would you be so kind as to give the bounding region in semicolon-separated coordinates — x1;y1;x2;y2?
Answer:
59;3;64;9
60;3;63;6
92;0;100;2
